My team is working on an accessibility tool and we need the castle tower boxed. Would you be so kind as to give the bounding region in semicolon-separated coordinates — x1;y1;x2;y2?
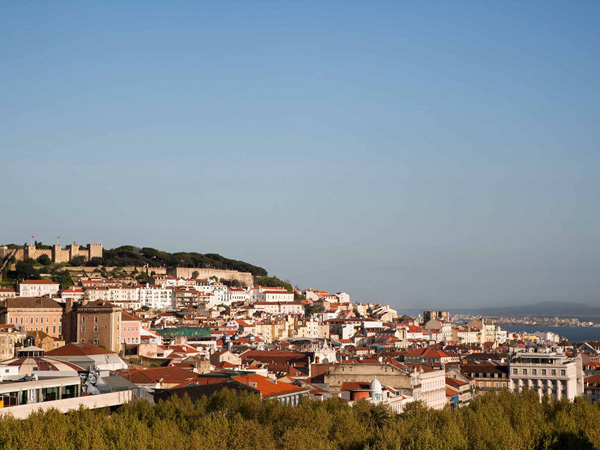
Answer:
52;244;61;263
88;243;103;260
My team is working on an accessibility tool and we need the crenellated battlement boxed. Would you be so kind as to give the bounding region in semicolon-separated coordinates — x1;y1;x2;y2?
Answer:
0;242;103;264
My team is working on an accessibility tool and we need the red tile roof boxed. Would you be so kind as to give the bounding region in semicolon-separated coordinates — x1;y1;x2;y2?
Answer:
232;374;308;398
20;280;58;285
46;343;116;356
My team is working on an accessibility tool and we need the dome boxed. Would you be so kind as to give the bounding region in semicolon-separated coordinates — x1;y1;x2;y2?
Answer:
370;377;383;394
0;356;83;376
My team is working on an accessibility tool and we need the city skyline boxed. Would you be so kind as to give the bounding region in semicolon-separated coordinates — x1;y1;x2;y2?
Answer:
1;2;599;309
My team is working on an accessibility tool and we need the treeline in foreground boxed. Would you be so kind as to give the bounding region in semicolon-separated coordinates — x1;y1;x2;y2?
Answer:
0;389;599;450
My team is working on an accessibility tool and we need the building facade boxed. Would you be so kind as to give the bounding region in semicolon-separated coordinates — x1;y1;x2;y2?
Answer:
508;349;584;401
75;301;122;352
18;280;60;298
0;297;63;338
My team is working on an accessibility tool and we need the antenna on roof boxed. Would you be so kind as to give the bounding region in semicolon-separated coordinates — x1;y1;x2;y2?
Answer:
56;235;61;245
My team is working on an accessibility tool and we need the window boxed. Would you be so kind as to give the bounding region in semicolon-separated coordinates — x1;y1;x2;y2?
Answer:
94;316;98;323
93;339;98;346
532;369;537;375
561;370;566;376
81;317;85;323
81;325;85;332
541;369;547;376
523;369;528;375
551;370;556;376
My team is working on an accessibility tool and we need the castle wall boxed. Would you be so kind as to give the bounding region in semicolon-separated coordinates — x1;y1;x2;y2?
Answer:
0;243;103;264
168;267;254;286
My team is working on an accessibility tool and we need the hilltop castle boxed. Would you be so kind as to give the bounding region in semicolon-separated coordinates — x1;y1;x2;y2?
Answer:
0;243;103;264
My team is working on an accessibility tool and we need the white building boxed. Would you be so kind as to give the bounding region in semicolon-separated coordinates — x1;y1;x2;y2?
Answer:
212;284;231;306
336;292;350;303
229;288;249;303
250;286;294;303
138;285;175;310
18;280;59;298
509;348;584;401
417;368;447;410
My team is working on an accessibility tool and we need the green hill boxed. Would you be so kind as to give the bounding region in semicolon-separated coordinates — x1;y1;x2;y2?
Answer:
96;246;267;277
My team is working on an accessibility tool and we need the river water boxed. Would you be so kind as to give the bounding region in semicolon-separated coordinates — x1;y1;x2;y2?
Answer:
502;325;600;343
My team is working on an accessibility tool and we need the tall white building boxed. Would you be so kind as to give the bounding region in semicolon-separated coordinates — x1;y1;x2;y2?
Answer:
417;368;447;410
138;285;175;310
509;347;584;401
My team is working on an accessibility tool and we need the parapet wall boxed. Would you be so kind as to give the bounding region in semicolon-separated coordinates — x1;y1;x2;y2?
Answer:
168;267;254;286
0;244;103;264
0;390;132;419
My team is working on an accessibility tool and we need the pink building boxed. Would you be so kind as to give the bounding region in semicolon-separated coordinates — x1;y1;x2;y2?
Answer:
121;311;142;346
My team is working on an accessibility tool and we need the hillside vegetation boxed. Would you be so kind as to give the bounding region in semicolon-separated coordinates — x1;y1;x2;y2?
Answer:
0;389;598;449
98;246;267;277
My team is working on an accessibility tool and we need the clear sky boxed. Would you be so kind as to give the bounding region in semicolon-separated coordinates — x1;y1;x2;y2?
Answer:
1;1;599;309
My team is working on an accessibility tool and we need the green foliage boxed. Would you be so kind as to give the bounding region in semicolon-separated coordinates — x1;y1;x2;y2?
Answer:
88;257;104;267
36;254;52;266
52;270;74;289
1;390;600;449
254;276;294;292
69;256;86;267
136;272;150;283
100;246;268;276
14;259;40;280
304;304;319;317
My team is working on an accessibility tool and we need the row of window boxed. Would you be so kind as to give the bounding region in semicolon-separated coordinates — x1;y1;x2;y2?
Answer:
512;368;566;377
478;381;507;388
11;316;58;325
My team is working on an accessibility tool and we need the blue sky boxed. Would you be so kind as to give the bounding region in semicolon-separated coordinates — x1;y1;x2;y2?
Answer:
1;1;599;309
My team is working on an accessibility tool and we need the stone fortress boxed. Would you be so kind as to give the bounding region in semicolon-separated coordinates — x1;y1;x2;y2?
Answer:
0;242;254;285
0;243;103;264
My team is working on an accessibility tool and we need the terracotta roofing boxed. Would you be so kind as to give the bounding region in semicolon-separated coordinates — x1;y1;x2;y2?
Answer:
213;361;238;370
1;297;61;309
122;311;141;321
340;381;371;390
1;356;83;372
20;280;59;285
46;343;116;356
232;374;308;398
585;374;600;383
446;377;469;388
118;366;198;384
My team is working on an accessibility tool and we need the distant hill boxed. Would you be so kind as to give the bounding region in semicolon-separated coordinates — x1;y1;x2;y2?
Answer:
96;246;267;277
460;301;600;317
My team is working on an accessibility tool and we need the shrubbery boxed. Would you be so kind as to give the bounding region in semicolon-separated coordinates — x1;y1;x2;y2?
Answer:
0;389;598;449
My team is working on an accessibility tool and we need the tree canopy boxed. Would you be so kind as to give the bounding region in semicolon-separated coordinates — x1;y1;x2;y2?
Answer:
98;246;267;277
0;389;598;449
254;276;294;292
